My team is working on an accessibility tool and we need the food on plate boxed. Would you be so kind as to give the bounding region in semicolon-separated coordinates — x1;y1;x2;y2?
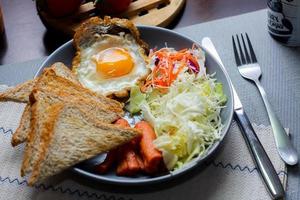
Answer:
141;46;205;92
95;119;163;176
1;16;227;183
5;63;123;147
72;17;150;97
95;148;118;174
0;79;38;103
115;119;142;176
6;63;84;146
0;62;141;185
0;62;80;103
94;0;131;14
96;119;144;176
135;121;163;174
12;104;31;147
26;102;138;185
127;47;227;171
21;85;124;176
36;68;124;113
93;45;226;177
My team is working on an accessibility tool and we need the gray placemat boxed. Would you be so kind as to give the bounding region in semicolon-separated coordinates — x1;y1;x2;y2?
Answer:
0;9;299;199
176;9;300;200
0;57;46;86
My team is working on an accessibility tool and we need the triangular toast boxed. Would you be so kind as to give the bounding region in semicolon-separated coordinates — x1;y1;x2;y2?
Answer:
11;104;31;146
32;89;122;123
12;75;123;147
0;79;37;103
26;103;139;185
36;69;124;114
10;63;84;146
21;98;50;177
11;63;124;146
0;62;80;103
21;87;123;176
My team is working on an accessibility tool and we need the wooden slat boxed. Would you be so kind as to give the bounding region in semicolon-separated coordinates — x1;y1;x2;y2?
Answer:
130;0;185;27
78;2;95;14
73;2;96;20
40;0;185;35
122;0;170;17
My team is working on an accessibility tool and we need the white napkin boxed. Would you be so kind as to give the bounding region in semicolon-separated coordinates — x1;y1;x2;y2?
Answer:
0;85;286;200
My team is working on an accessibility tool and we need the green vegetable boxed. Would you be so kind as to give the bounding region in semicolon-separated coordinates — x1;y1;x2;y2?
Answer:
126;53;227;171
126;86;145;114
140;73;226;170
215;83;227;105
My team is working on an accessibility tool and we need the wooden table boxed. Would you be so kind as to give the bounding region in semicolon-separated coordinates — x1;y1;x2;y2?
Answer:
0;0;265;65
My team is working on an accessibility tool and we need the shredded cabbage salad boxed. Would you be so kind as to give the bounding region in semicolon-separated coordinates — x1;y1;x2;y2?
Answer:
126;47;226;170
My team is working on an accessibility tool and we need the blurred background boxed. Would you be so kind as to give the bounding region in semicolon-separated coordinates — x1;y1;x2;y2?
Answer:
0;0;265;65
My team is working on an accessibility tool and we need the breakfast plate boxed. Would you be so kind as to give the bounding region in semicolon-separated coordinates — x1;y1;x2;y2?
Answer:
36;25;234;185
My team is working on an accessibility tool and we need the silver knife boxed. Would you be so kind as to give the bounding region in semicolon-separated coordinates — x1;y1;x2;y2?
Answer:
201;37;285;200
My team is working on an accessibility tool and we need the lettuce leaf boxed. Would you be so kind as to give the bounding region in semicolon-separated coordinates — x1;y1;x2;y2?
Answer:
126;86;146;114
140;73;226;170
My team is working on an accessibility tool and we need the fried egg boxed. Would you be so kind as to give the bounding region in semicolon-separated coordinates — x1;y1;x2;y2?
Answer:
72;17;150;98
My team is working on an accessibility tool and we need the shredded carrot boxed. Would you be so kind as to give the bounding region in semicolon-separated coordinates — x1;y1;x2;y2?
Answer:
142;47;200;92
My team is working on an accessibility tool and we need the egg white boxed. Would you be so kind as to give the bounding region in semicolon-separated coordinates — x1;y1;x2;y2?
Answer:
77;33;149;96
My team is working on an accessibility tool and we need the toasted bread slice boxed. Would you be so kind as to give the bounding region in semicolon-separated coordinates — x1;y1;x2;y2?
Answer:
72;16;150;98
0;79;37;103
21;88;123;175
7;62;82;146
11;104;31;146
49;62;81;85
21;99;49;177
36;69;124;114
12;69;123;147
0;62;79;103
73;16;149;53
12;88;122;147
26;103;139;185
32;89;121;123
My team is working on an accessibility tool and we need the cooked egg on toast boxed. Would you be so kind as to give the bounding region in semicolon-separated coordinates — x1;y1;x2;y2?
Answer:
72;17;150;98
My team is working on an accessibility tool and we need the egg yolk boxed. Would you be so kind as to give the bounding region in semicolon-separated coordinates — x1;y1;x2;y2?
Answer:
94;47;134;78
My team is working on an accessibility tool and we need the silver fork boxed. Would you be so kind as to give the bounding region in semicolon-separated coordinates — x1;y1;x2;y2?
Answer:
232;33;298;165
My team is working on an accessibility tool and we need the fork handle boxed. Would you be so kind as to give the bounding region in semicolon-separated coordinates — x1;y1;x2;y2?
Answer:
254;80;298;165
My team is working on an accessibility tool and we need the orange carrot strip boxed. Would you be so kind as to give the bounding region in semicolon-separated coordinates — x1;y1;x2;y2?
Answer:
143;49;198;91
135;121;163;174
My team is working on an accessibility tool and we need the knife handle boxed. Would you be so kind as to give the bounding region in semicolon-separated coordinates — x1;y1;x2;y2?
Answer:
235;108;285;200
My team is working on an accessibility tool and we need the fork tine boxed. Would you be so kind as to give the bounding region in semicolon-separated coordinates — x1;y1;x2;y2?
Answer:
241;33;251;63
246;33;257;63
236;35;246;64
232;36;241;66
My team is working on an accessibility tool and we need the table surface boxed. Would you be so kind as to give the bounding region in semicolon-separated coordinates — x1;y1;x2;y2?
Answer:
0;0;266;65
0;8;300;200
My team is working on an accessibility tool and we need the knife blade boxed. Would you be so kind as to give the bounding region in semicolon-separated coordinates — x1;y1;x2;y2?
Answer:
201;37;285;200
